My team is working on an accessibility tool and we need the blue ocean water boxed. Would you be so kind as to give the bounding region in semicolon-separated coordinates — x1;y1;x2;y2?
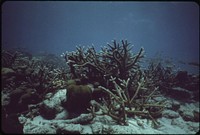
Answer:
2;1;199;74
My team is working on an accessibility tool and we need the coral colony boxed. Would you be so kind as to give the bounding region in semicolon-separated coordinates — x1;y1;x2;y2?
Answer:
62;40;163;126
1;40;199;134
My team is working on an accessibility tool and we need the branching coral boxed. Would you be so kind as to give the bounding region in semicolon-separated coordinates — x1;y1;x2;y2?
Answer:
88;75;165;126
106;40;144;79
62;39;165;126
62;40;144;87
2;50;69;116
144;59;177;93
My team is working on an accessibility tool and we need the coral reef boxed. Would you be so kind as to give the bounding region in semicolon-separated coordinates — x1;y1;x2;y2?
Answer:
18;89;199;134
1;40;199;134
1;49;69;133
63;40;165;126
62;39;199;127
143;58;199;102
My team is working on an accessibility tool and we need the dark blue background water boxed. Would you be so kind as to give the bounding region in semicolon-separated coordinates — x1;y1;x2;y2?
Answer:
2;1;199;74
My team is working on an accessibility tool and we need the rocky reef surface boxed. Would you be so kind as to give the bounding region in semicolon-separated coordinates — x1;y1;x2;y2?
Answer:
16;89;199;134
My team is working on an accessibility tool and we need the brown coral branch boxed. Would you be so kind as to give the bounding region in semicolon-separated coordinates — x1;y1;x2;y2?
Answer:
130;77;144;103
126;47;144;70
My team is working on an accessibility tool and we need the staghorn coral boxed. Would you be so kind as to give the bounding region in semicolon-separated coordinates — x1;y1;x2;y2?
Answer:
88;75;165;126
1;49;72;133
61;39;166;126
2;51;68;114
62;40;144;87
105;40;144;79
143;56;177;91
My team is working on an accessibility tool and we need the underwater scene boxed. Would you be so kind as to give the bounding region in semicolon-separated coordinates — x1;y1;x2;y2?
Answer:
1;1;199;134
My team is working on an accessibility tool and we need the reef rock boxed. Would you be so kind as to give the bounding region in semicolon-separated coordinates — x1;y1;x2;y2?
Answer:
169;87;193;101
175;71;188;85
1;68;16;82
193;109;200;122
178;103;199;122
16;84;199;134
180;111;194;122
19;113;165;134
20;116;56;134
39;89;67;120
171;100;181;111
162;110;180;119
1;90;10;106
2;68;15;76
